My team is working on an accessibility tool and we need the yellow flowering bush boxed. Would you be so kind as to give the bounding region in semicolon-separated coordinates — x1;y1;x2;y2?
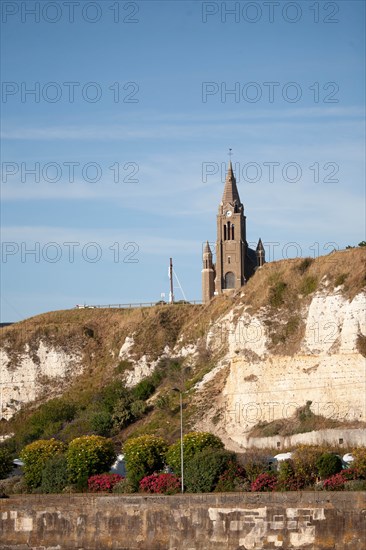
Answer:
123;435;168;487
20;438;66;489
67;435;115;487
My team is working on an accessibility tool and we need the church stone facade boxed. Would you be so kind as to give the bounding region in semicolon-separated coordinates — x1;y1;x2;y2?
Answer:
202;161;265;304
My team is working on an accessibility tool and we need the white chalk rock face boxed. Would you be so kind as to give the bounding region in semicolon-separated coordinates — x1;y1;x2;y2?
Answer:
118;336;135;359
302;291;366;354
0;341;82;420
207;308;268;358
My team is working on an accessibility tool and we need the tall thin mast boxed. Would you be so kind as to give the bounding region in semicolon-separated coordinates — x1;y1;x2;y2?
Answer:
169;257;174;304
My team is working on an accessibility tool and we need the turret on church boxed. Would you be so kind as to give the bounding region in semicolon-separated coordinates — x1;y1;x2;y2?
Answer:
202;159;265;304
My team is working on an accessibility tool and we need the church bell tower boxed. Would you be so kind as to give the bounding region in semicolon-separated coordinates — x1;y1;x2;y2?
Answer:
215;160;247;295
202;153;264;304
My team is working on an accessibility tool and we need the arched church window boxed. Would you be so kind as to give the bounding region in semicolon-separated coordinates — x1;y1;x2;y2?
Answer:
227;222;231;240
231;224;234;240
228;256;231;264
224;271;235;289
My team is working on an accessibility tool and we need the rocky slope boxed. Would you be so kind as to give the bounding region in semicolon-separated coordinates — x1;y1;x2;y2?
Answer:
1;249;365;449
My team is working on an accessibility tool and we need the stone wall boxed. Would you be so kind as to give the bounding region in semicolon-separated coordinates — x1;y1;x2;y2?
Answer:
1;492;365;550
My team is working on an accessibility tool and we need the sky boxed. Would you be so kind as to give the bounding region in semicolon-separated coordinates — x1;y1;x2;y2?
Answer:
1;0;365;322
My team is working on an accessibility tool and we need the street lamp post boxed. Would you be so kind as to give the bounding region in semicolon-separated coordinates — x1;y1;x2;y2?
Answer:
173;388;184;493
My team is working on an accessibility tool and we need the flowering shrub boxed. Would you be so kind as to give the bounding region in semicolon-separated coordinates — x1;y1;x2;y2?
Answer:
166;432;224;474
322;471;347;491
88;473;123;493
67;435;115;487
20;439;66;489
251;472;278;492
123;435;168;487
139;473;181;494
215;461;248;492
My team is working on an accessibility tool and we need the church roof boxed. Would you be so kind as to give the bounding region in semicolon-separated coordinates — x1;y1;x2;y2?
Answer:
203;241;212;255
256;238;264;251
222;161;241;205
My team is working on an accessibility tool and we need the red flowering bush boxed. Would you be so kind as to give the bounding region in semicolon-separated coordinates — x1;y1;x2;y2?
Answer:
88;473;123;493
215;461;248;492
322;468;359;491
139;473;181;494
322;472;347;491
251;472;277;492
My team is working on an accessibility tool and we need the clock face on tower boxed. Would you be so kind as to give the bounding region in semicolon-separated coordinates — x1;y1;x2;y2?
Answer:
226;210;232;217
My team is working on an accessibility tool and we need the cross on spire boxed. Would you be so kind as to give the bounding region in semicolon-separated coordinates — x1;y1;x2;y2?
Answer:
228;148;233;159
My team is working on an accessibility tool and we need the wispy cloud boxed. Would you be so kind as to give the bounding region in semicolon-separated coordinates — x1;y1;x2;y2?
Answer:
2;106;364;141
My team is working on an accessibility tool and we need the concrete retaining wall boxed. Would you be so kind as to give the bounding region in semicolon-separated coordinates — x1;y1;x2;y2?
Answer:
1;492;365;549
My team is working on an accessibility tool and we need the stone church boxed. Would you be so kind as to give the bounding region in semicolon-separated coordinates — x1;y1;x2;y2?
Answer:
202;160;265;304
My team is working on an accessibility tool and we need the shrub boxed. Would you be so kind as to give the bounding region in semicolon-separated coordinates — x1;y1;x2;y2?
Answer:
139;473;181;494
0;475;29;495
166;432;224;474
301;276;318;296
132;379;155;401
123;435;168;487
99;380;129;413
335;273;348;287
88;473;123;493
90;411;113;437
29;399;76;438
251;472;278;492
67;435;115;488
352;447;366;478
215;461;248;492
184;449;234;493
238;451;270;482
17;399;77;445
277;460;305;491
0;446;14;479
40;454;69;494
292;445;325;487
316;453;343;480
130;400;147;419
111;396;134;429
344;480;366;491
322;472;347;491
112;478;137;494
297;257;313;274
269;281;287;307
20;439;66;489
114;360;133;374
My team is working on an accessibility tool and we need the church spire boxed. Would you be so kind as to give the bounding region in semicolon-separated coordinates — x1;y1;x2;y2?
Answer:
222;160;241;206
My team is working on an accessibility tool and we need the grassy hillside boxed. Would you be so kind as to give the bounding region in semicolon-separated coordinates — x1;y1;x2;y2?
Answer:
1;247;365;451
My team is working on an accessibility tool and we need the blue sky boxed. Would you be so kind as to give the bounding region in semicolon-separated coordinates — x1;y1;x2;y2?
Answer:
1;0;365;322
